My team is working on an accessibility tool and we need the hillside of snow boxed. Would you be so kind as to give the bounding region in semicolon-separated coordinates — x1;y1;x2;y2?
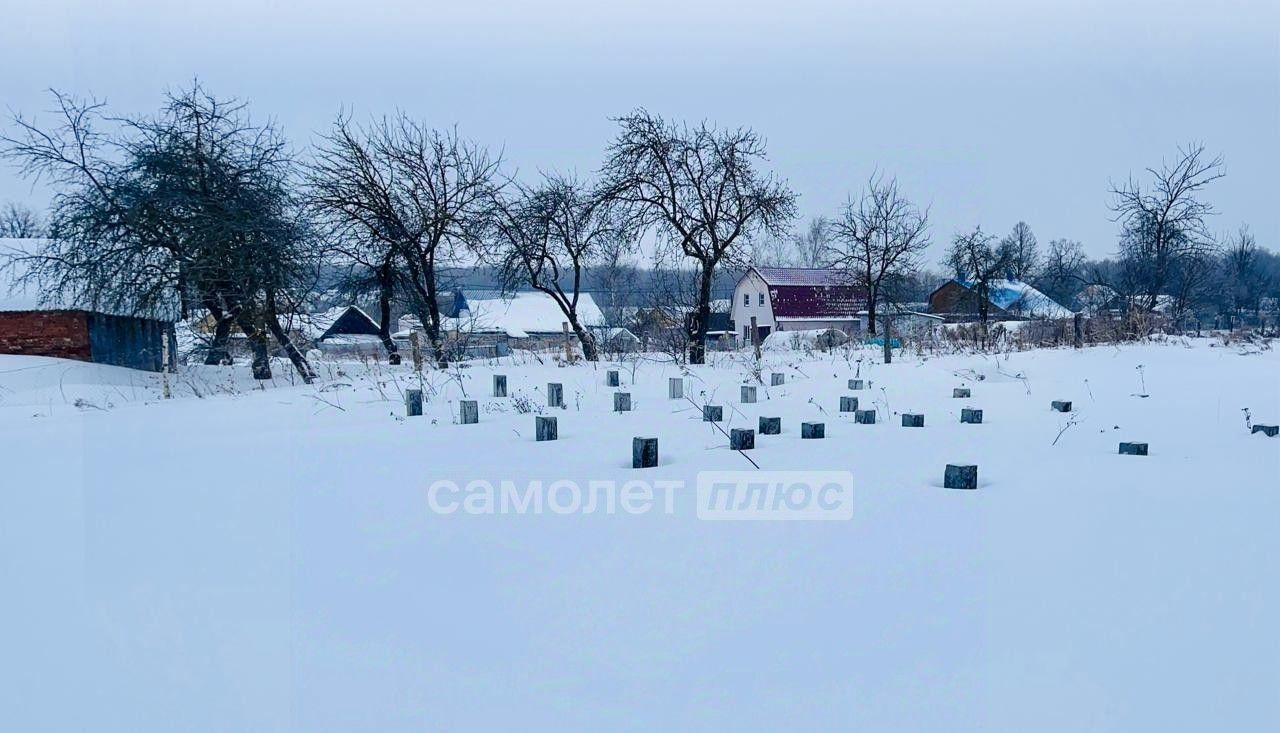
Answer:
1;339;1277;731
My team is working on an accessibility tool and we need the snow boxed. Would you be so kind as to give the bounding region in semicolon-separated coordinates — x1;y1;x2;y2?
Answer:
2;340;1278;731
981;278;1075;319
760;327;850;350
450;291;605;336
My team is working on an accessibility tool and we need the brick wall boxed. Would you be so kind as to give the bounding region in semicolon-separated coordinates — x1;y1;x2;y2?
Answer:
0;310;92;361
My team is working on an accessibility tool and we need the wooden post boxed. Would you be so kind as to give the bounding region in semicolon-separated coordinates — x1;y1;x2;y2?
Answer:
960;408;983;424
759;417;781;434
668;377;684;399
632;437;658;468
536;416;558;441
409;330;423;375
562;321;573;362
493;374;507;397
801;422;825;439
161;330;172;399
840;396;858;412
1051;400;1072;413
459;399;479;424
953;388;971;398
770;372;785;386
741;385;757;403
405;389;423;417
849;379;864;390
730;428;755;450
613;392;632;412
901;413;924;427
944;464;978;490
1073;312;1083;349
606;370;620;387
547;383;564;408
750;316;761;359
702;405;723;422
883;314;893;364
1118;442;1148;455
855;409;876;424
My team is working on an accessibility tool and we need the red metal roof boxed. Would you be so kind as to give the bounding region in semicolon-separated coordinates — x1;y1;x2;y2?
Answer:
754;267;848;287
751;268;866;319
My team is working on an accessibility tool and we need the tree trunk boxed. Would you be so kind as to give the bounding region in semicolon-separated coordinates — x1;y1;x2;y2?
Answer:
264;311;316;384
689;262;714;365
377;261;401;365
202;297;234;365
205;313;234;366
238;319;271;380
567;313;599;362
866;288;878;337
226;298;272;380
883;314;893;364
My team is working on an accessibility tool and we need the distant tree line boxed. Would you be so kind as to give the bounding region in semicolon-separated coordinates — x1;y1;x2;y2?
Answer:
3;84;1275;379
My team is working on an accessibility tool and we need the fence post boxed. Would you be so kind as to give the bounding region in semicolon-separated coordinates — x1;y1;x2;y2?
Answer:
883;314;893;364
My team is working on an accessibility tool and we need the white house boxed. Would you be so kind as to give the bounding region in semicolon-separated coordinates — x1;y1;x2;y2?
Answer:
731;267;867;344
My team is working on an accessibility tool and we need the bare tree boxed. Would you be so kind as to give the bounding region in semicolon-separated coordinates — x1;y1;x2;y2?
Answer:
1000;221;1039;280
1036;238;1090;306
308;113;502;366
946;226;1009;341
1;202;43;238
491;173;624;361
750;216;829;267
1110;144;1224;312
793;216;830;268
601;109;796;364
1221;225;1269;319
2;85;317;381
826;174;930;336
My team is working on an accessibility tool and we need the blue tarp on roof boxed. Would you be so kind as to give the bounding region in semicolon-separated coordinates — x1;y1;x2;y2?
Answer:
957;278;1074;319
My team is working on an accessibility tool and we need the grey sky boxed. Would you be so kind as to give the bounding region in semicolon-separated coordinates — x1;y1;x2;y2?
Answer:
3;0;1277;264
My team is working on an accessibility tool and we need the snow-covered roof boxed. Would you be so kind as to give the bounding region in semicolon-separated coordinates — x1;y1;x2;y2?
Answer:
753;267;848;287
963;278;1074;319
449;292;605;337
293;305;379;341
593;326;640;343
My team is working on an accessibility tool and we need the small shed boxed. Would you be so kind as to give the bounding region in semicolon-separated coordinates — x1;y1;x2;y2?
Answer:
0;239;175;371
304;305;381;342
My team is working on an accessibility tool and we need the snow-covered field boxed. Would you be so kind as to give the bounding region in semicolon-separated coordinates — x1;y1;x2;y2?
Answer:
2;340;1278;731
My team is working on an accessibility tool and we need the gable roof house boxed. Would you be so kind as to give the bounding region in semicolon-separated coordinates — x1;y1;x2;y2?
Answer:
731;267;868;344
295;305;386;355
0;239;176;372
928;278;1075;322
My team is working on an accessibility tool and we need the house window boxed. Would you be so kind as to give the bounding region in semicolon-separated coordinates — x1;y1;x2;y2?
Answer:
743;293;750;307
758;292;765;306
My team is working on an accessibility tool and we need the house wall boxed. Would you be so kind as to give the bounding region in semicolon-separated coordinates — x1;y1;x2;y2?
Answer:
731;270;775;339
0;310;92;361
928;282;1009;321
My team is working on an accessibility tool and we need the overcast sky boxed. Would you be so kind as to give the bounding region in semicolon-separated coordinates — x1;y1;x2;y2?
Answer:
2;0;1277;263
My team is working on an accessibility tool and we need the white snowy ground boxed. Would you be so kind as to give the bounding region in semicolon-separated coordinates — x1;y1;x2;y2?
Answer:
1;339;1278;731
